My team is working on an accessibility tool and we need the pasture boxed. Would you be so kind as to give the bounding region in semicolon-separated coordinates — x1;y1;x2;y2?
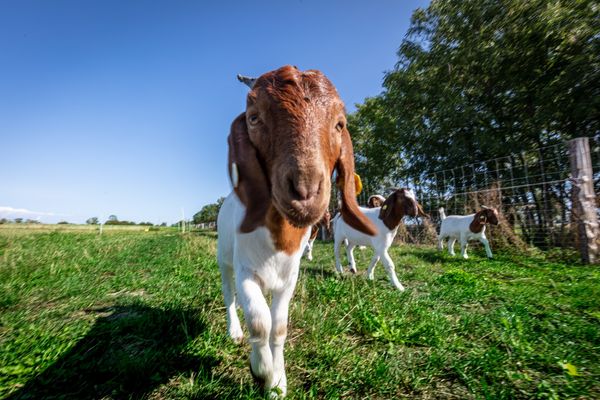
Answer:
0;226;598;399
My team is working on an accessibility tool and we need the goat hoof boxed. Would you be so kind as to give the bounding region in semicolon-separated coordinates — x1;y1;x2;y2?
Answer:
349;267;357;274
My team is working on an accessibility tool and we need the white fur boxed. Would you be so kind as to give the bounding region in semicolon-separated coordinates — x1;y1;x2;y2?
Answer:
217;192;310;397
437;207;493;259
303;235;316;261
332;207;405;291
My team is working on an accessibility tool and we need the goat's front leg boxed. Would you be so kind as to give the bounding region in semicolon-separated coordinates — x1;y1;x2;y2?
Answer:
219;263;243;343
334;237;345;273
480;236;493;258
437;236;444;251
345;244;357;274
269;282;296;397
366;254;380;280
237;278;274;387
381;249;405;291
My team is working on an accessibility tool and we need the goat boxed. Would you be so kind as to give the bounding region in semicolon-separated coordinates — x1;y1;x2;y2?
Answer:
218;65;376;397
367;194;386;208
437;206;499;259
303;210;331;261
333;188;427;291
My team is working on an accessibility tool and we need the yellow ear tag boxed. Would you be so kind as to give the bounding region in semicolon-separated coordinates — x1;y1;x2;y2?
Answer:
354;173;363;196
382;205;387;210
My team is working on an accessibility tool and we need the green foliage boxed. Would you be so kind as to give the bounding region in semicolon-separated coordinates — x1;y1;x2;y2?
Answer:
85;217;99;225
193;197;225;224
350;0;599;187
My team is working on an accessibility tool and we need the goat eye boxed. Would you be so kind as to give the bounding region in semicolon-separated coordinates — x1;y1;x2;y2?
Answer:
335;121;344;132
248;114;259;125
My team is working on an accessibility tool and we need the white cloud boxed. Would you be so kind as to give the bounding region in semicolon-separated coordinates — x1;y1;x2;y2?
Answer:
0;206;64;219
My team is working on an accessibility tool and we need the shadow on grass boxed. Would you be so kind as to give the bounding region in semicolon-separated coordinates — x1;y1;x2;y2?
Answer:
300;263;338;279
6;304;232;400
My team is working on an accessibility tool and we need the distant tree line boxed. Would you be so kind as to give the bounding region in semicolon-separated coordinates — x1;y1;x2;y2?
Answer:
193;197;225;225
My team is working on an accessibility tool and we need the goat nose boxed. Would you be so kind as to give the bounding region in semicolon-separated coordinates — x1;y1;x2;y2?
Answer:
288;175;322;201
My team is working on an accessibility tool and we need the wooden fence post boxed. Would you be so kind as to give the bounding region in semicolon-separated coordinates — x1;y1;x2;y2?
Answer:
568;137;599;264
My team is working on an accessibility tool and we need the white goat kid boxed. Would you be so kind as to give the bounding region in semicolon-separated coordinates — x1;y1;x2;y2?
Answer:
218;66;376;397
437;206;499;259
333;188;426;291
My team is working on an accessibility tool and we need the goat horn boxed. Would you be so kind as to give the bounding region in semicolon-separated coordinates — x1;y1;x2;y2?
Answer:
230;162;239;188
481;205;490;209
237;74;257;89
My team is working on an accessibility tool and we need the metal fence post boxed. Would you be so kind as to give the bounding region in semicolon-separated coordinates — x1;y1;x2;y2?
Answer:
568;137;599;264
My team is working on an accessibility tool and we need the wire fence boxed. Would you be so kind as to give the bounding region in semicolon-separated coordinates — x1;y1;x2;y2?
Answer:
332;137;599;262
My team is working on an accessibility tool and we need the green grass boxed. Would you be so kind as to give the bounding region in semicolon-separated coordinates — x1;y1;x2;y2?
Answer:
0;227;598;399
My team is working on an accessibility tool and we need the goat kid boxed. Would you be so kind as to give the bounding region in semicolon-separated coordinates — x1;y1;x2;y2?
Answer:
437;206;499;259
333;188;427;291
218;66;376;397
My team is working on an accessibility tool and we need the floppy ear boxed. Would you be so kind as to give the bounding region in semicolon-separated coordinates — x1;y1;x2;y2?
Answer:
336;128;377;236
417;203;430;218
378;192;397;221
228;112;270;233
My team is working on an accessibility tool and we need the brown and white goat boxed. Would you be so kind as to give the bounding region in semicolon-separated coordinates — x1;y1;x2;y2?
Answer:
333;188;427;290
217;66;376;397
437;206;499;258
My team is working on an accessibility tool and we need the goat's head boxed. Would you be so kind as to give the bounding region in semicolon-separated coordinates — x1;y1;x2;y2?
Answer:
477;206;499;225
367;194;386;208
378;188;428;229
229;65;376;235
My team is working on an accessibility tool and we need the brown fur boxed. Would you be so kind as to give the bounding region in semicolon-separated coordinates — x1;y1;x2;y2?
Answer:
469;208;499;233
265;205;308;255
274;324;287;338
249;318;269;341
379;189;426;230
228;65;376;239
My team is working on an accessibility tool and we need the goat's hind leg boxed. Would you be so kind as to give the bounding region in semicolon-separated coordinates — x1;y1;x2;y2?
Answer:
346;244;358;274
334;237;345;273
220;262;243;343
447;237;457;256
367;254;380;280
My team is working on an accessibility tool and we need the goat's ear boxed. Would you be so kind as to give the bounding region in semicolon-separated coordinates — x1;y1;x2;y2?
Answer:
228;112;270;233
417;203;430;218
336;128;377;236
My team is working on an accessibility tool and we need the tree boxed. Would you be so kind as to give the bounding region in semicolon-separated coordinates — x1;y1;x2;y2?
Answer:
14;218;23;224
108;215;118;222
193;197;226;224
86;217;99;225
350;0;599;186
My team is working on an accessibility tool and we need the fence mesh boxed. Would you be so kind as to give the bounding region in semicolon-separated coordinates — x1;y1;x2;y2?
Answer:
331;138;597;259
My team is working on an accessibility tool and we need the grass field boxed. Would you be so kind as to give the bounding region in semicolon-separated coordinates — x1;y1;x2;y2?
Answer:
0;226;599;399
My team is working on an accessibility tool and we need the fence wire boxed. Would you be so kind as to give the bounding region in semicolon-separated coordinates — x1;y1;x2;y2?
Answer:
332;139;597;256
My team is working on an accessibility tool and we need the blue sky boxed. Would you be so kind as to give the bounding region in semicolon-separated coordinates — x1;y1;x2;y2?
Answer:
0;0;429;224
